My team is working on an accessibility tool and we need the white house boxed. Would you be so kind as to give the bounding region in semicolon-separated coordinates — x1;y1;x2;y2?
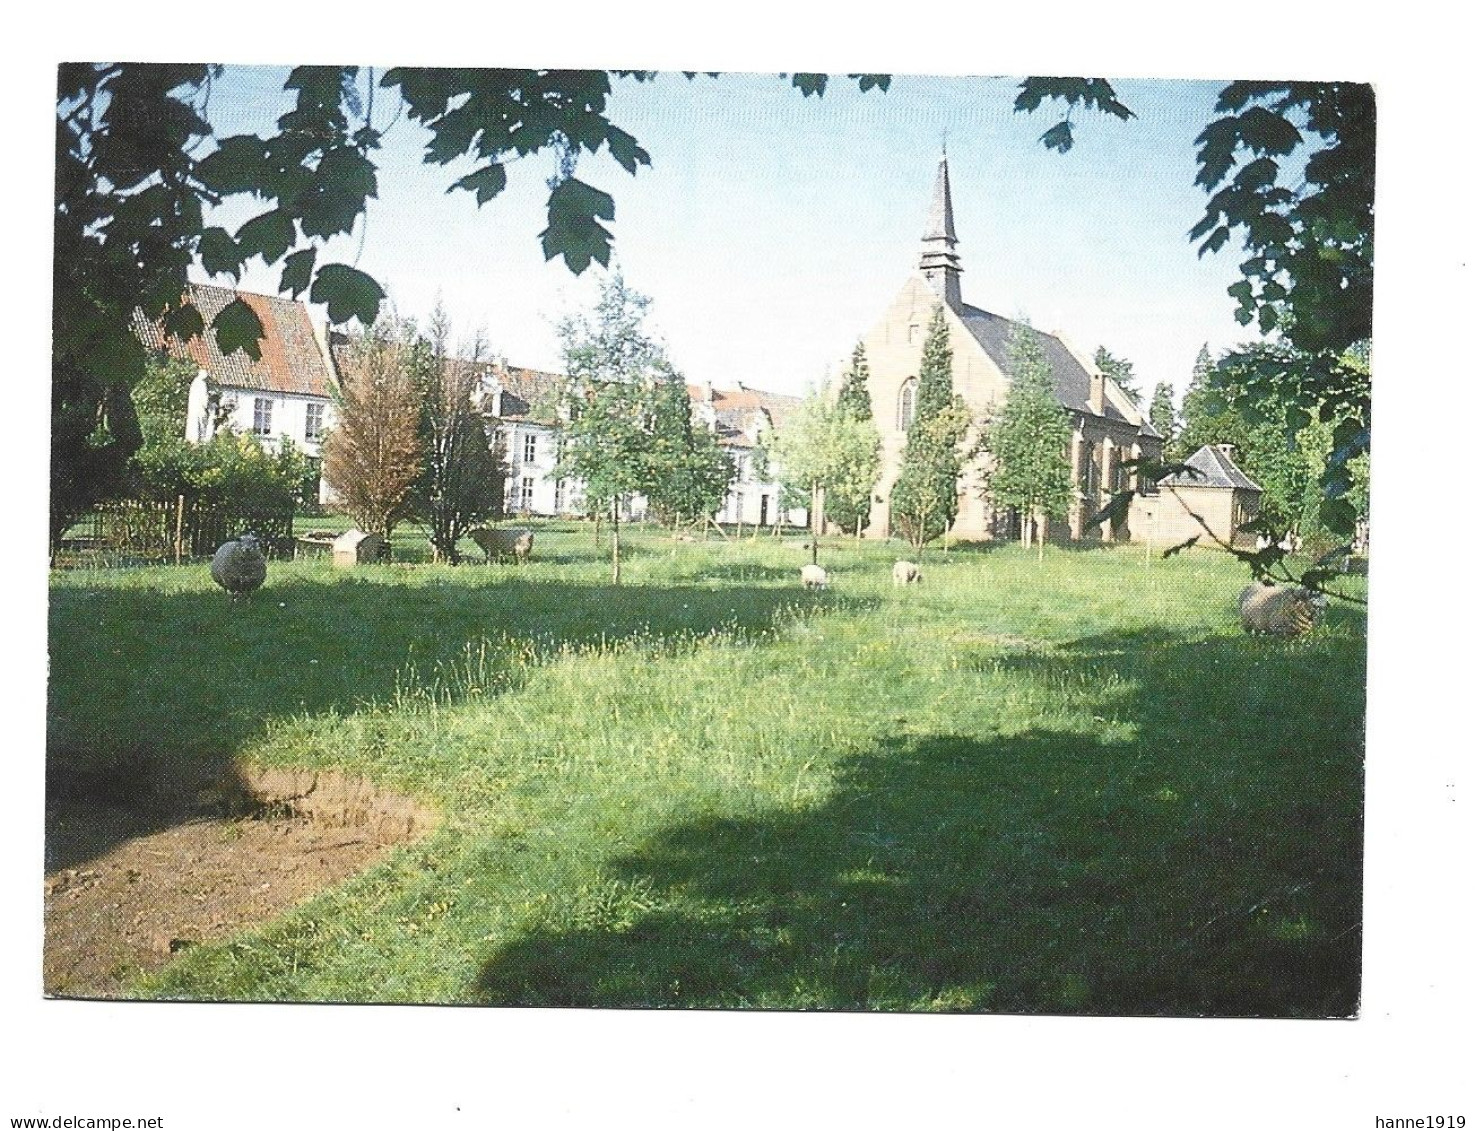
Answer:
135;284;339;471
481;363;807;527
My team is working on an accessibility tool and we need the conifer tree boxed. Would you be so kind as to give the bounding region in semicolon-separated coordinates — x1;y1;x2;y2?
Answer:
1149;382;1177;446
890;306;971;550
835;341;874;420
1093;345;1141;402
825;341;881;535
987;325;1074;550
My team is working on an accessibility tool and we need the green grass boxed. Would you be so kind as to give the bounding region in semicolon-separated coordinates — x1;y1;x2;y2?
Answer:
47;525;1367;1015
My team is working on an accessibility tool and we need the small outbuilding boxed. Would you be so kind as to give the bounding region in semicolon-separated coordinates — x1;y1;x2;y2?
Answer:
333;529;387;567
1131;444;1264;550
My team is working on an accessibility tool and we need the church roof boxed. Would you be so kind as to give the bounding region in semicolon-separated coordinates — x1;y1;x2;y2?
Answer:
956;304;1139;425
1163;444;1263;492
133;283;335;398
492;365;565;422
923;155;958;244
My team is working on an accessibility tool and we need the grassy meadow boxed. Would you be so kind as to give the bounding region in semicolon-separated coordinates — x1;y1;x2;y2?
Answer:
46;523;1367;1014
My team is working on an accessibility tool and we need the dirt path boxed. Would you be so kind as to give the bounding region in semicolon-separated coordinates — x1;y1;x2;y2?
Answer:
44;767;435;999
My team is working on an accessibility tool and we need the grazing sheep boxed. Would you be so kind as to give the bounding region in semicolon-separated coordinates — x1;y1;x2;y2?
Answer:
211;533;267;600
892;560;921;586
468;527;534;564
1238;583;1328;637
800;563;828;590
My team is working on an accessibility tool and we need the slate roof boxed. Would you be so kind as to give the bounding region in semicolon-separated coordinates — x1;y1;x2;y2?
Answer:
689;383;804;448
133;284;335;398
489;365;564;422
1163;444;1263;492
956;304;1138;424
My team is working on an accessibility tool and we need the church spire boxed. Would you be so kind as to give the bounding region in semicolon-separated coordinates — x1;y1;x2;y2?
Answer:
919;153;963;312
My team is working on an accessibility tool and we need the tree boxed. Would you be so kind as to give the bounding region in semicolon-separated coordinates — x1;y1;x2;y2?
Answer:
321;319;424;539
890;306;972;551
643;378;735;531
1149;382;1177;447
553;273;679;584
824;342;881;536
1018;79;1374;542
411;308;507;563
1189;341;1370;544
1094;346;1141;402
986;325;1074;550
53;64;890;556
763;395;881;564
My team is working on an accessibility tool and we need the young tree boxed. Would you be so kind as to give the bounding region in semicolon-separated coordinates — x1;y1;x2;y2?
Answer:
643;378;734;532
890;306;971;551
321;319;424;539
825;342;881;536
763;395;881;564
986;325;1074;550
553;273;678;583
1149;382;1177;447
411;308;508;563
1094;345;1141;402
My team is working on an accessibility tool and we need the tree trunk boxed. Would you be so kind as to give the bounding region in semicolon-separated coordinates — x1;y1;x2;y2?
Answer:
810;482;821;565
611;499;621;586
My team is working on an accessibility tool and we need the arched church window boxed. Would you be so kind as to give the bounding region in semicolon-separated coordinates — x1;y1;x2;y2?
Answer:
898;378;918;431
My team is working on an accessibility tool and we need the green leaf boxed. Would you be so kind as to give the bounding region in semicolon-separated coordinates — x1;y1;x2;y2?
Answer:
450;163;508;205
540;178;616;273
1039;121;1074;153
235;209;295;264
162;303;204;342
212;299;265;360
280;248;317;298
197;227;240;278
196;136;270;196
790;74;828;97
309;262;387;326
315;146;378;205
603;126;651;174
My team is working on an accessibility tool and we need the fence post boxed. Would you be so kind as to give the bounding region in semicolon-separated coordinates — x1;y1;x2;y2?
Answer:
174;495;185;565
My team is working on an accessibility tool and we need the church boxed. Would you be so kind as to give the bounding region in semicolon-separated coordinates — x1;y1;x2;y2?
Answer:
857;156;1164;543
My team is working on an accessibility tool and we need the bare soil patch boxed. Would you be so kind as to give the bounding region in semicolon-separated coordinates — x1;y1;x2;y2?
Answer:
44;765;435;999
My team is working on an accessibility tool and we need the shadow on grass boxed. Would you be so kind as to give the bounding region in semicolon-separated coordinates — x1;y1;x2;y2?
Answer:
472;623;1364;1017
47;575;873;869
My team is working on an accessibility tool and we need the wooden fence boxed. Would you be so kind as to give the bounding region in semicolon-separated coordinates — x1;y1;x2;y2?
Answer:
56;497;296;568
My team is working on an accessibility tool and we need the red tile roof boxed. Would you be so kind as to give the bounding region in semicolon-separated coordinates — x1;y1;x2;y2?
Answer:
133;284;335;398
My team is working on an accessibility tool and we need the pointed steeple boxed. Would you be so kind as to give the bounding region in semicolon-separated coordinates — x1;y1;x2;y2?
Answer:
919;152;963;311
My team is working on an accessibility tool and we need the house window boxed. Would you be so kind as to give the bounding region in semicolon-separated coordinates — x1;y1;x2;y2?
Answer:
253;398;273;436
907;324;920;345
305;402;324;442
554;479;565;513
898;379;918;431
520;476;535;512
523;433;537;464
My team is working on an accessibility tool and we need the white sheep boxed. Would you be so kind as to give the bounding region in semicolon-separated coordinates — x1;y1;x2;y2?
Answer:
892;560;921;586
1238;583;1327;637
468;527;534;564
211;533;267;600
800;563;828;590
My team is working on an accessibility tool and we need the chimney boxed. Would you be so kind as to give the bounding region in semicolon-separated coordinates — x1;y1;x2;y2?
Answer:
1089;371;1106;416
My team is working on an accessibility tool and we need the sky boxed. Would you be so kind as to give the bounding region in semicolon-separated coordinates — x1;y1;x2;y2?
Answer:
203;69;1255;405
